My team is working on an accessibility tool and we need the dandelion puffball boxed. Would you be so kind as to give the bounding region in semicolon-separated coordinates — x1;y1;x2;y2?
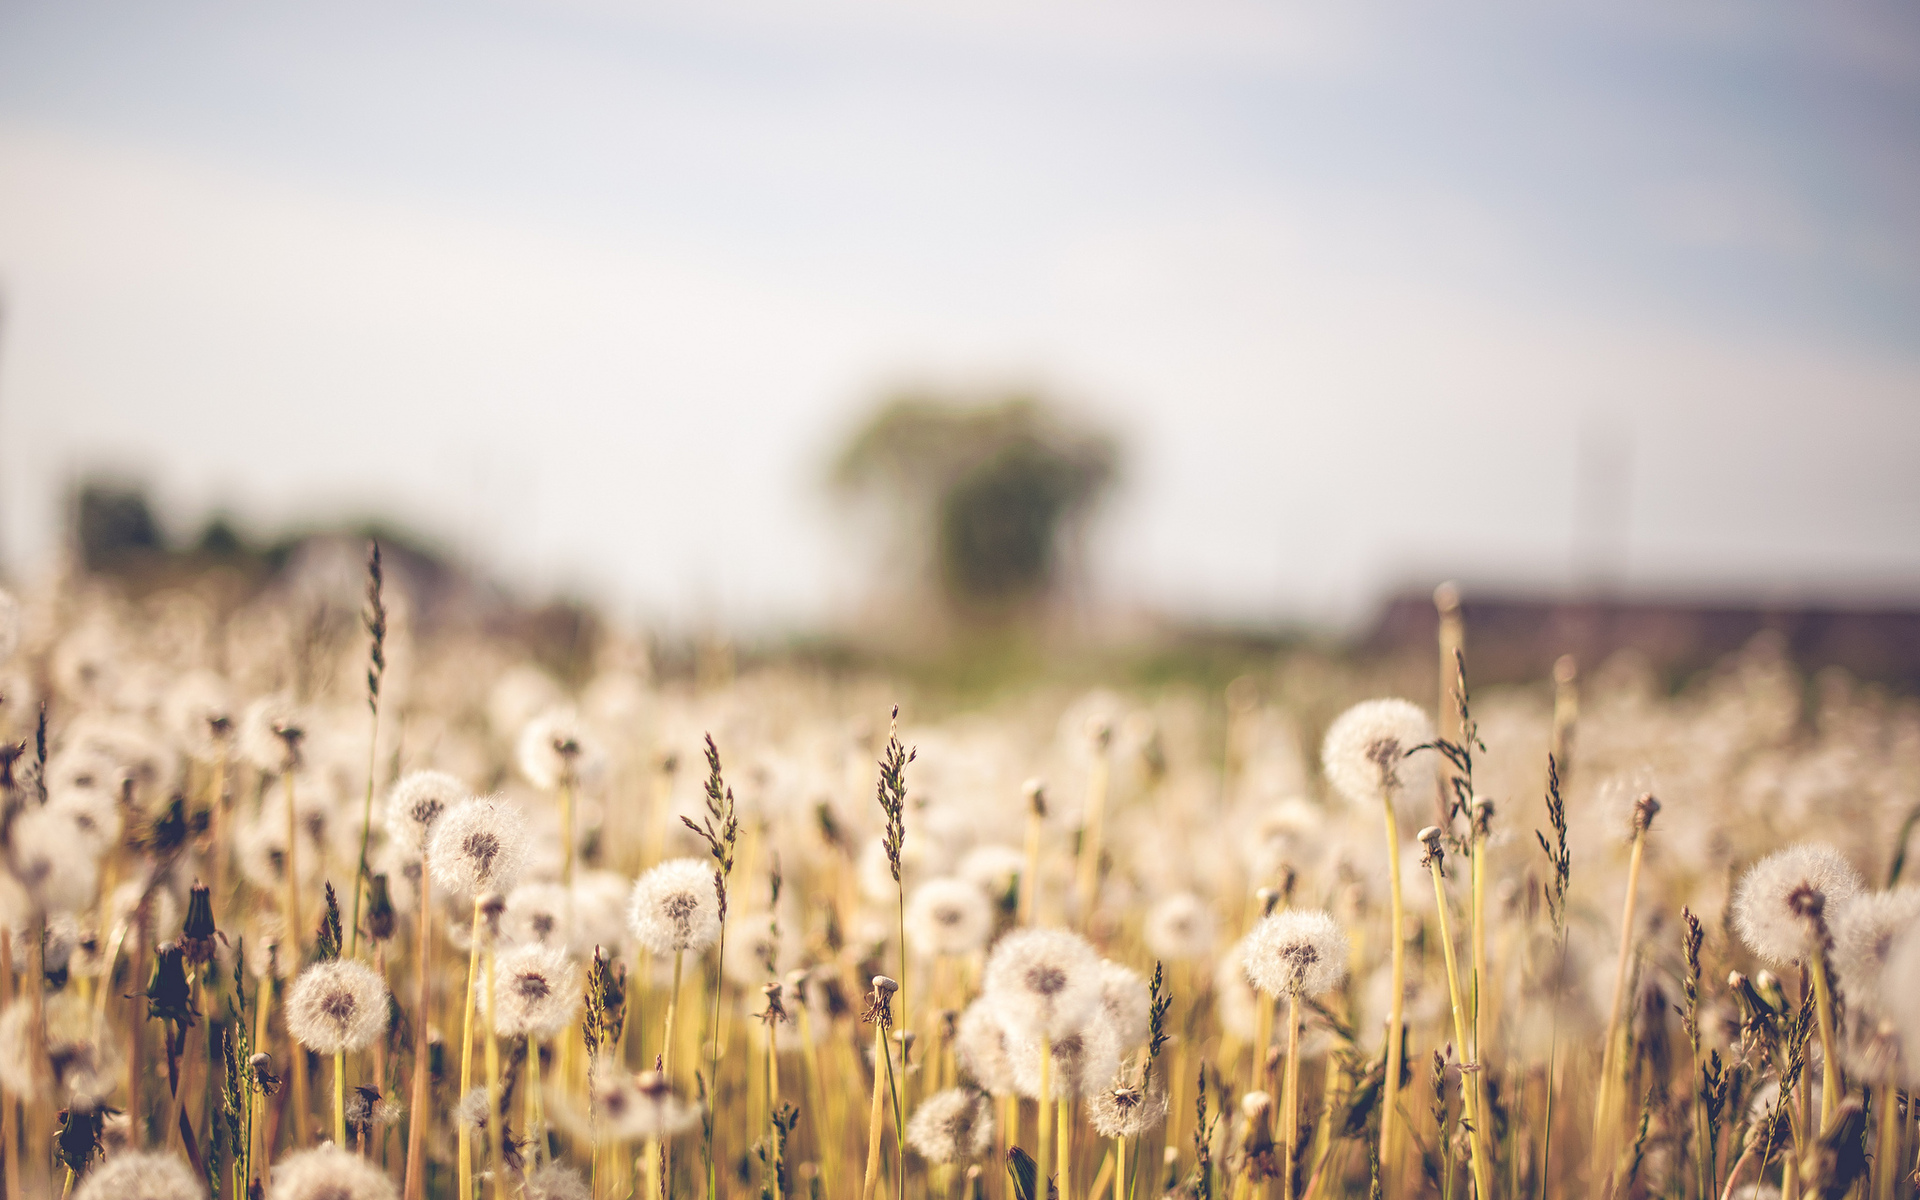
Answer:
238;693;305;775
627;858;722;955
73;1151;207;1200
1089;1082;1171;1139
267;1144;399;1200
518;707;599;790
385;770;469;859
905;1088;995;1164
906;878;993;958
286;959;391;1055
522;1164;590;1200
1143;892;1215;961
1008;1021;1122;1100
1097;960;1152;1051
491;943;582;1038
1321;699;1434;808
1832;888;1920;1006
981;927;1104;1042
1243;909;1350;998
427;796;530;898
1732;844;1863;967
954;999;1016;1096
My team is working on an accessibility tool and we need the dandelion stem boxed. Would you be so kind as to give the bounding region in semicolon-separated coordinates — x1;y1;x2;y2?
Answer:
459;897;483;1200
663;950;685;1080
1281;994;1301;1200
1809;946;1841;1131
1076;736;1110;927
527;1036;544;1166
1058;1093;1073;1200
487;940;503;1200
1378;792;1407;1188
403;863;432;1200
1427;853;1492;1200
1037;1037;1053;1200
864;1022;891;1200
334;1049;347;1148
1594;820;1648;1176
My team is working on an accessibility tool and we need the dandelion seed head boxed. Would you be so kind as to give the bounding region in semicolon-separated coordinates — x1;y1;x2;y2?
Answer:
517;707;602;791
1244;909;1349;998
1321;699;1434;809
1732;844;1863;967
1098;960;1152;1052
8;806;100;915
1832;888;1920;1009
384;770;469;859
453;1087;490;1129
1089;1081;1170;1139
72;1150;205;1200
238;693;305;775
286;959;390;1055
906;878;993;959
956;844;1026;903
1008;1018;1122;1100
982;927;1104;1042
267;1145;399;1200
427;797;529;898
491;942;581;1038
1143;892;1215;961
522;1165;590;1200
503;881;572;950
626;858;721;955
954;999;1016;1096
905;1088;995;1164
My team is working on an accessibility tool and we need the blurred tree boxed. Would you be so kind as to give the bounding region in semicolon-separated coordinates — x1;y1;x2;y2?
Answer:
832;392;1118;622
73;482;164;570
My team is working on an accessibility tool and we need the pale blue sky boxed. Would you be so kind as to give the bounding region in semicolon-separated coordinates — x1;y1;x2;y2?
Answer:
2;1;1917;627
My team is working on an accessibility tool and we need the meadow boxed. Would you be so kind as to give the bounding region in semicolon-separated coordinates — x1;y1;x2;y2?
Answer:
0;552;1915;1200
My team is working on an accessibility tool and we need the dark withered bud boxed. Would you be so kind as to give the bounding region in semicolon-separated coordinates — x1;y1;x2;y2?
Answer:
146;945;196;1025
366;874;396;943
56;1105;112;1175
180;882;218;966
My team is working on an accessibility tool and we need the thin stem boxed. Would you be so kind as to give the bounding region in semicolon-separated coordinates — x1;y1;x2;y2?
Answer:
1378;792;1407;1190
1037;1038;1054;1200
1428;858;1491;1200
527;1037;544;1167
403;863;433;1200
1076;745;1110;926
334;1050;347;1149
864;1023;890;1200
1809;948;1841;1132
1115;1135;1127;1200
663;951;685;1080
1593;826;1647;1176
487;940;503;1200
1282;995;1301;1200
350;709;378;960
459;898;483;1200
1058;1093;1073;1200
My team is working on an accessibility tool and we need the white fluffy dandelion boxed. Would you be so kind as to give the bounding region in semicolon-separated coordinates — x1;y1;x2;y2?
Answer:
491;943;582;1038
1009;1020;1122;1100
73;1151;206;1200
627;858;722;955
521;1164;590;1200
1088;1082;1171;1139
427;797;530;898
954;999;1017;1096
267;1145;398;1200
1244;909;1350;998
905;1088;995;1163
503;881;573;950
1320;699;1434;808
238;693;305;775
1143;892;1215;961
981;927;1104;1042
384;770;469;859
1832;888;1920;1006
906;878;993;959
1097;961;1152;1051
286;959;391;1055
517;707;603;790
1732;844;1864;967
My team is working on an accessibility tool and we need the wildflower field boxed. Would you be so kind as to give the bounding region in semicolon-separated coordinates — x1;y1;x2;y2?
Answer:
1;554;1916;1200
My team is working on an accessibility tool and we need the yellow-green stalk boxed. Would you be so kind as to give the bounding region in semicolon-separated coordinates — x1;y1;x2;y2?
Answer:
458;896;484;1200
1075;720;1113;927
1418;827;1492;1200
1377;785;1408;1186
1021;781;1046;927
1593;793;1659;1178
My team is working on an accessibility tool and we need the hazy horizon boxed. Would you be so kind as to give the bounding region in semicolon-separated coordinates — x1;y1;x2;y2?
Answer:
3;1;1918;631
